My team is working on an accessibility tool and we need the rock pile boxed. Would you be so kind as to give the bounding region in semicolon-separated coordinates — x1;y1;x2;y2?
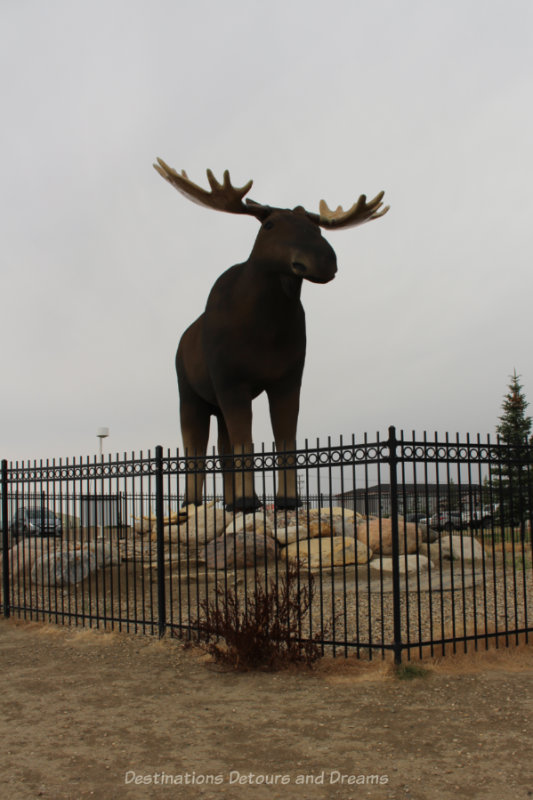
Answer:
131;504;484;574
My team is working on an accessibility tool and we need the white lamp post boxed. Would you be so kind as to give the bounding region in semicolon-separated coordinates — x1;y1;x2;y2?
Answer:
96;427;109;458
96;427;109;536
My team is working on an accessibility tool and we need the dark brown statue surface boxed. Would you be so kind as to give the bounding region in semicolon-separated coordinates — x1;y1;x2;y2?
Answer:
154;159;389;510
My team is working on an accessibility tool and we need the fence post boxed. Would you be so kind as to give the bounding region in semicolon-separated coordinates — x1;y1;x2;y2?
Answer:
155;446;166;638
388;426;402;665
2;459;10;618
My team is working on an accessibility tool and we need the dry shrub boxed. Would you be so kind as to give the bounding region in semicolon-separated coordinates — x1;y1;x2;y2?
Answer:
194;565;324;671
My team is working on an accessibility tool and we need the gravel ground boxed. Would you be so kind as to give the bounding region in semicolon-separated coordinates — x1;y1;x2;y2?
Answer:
1;617;532;800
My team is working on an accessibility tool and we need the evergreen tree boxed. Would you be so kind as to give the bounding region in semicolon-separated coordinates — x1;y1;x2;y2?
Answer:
491;371;533;529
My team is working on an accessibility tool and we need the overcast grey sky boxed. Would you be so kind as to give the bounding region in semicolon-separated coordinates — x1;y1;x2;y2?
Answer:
1;0;532;462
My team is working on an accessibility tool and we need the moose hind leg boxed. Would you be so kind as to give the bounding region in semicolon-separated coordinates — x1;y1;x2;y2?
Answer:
179;394;211;507
216;396;260;512
216;414;236;510
268;383;302;509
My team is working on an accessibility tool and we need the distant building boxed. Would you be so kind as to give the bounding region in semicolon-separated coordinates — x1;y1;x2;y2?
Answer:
336;484;484;517
80;494;125;528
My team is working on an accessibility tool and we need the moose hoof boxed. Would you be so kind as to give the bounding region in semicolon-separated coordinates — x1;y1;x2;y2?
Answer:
274;496;302;510
225;496;262;513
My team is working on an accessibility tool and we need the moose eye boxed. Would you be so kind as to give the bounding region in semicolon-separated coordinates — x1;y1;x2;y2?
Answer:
263;220;274;230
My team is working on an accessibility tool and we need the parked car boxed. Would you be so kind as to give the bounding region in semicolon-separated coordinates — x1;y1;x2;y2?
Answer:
405;513;429;523
428;512;462;532
459;507;494;529
10;508;62;537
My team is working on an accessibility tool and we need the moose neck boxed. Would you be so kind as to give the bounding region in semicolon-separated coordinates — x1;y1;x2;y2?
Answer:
245;256;304;305
280;273;303;300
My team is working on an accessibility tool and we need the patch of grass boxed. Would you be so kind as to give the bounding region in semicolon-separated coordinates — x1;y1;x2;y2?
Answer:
480;525;531;544
193;566;325;671
395;663;430;680
504;555;532;569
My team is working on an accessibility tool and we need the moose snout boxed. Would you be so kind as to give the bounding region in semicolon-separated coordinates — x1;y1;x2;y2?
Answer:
290;236;337;283
291;257;337;283
291;261;309;276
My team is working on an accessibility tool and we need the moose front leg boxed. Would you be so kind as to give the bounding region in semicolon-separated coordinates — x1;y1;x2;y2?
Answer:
217;393;260;511
216;412;240;510
267;383;302;509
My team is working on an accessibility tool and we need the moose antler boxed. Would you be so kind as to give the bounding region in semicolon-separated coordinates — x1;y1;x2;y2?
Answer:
153;159;270;218
154;158;389;228
311;192;389;230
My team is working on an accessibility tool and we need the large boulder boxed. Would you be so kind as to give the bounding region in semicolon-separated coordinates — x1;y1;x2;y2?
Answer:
132;514;156;534
428;534;484;563
418;522;439;543
204;531;278;570
272;507;356;545
8;538;119;586
272;519;328;545
282;536;372;569
356;517;419;555
330;515;357;536
225;510;275;538
330;506;356;520
306;506;356;520
171;508;226;545
272;523;306;546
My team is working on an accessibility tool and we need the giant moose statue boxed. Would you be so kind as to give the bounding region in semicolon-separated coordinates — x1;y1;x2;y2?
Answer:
154;158;389;510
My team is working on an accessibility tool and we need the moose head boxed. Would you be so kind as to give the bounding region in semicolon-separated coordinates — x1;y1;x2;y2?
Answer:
154;159;389;510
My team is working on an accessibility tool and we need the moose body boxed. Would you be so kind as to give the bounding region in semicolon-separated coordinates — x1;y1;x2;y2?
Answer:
154;160;388;510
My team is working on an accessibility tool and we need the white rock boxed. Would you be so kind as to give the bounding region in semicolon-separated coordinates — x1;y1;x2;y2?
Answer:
429;534;484;562
369;553;431;575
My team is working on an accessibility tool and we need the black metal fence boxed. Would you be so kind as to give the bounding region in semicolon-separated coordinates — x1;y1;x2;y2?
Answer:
1;427;532;663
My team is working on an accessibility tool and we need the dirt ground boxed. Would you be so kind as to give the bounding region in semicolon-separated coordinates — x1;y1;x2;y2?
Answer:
1;618;532;800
